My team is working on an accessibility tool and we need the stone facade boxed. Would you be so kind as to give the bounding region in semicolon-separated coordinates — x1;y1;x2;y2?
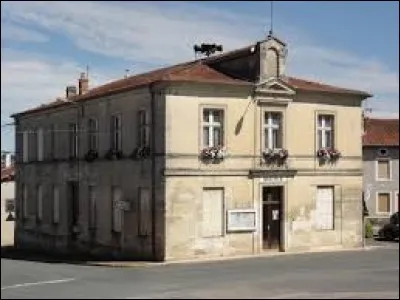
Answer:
13;35;369;261
363;146;399;227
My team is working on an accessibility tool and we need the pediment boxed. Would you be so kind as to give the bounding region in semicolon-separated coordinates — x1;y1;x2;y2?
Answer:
256;78;296;95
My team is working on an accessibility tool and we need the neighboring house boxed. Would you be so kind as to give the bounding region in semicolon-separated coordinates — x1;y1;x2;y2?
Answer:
12;33;371;261
1;153;15;246
363;118;399;230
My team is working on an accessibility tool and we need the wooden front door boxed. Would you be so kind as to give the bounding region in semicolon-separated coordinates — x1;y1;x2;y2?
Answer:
262;186;282;250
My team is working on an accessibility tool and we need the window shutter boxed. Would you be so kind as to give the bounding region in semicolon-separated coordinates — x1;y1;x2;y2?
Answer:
37;128;44;161
377;161;390;179
202;188;224;237
37;185;43;221
315;187;334;230
139;188;151;236
53;186;60;223
23;131;29;162
112;187;123;232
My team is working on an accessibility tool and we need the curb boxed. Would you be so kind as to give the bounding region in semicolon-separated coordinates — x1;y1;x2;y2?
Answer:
86;246;369;268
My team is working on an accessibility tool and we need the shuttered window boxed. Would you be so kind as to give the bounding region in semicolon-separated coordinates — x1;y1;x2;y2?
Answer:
112;187;123;232
53;186;60;223
88;186;96;229
37;185;43;221
37;128;44;161
139;188;150;236
377;160;390;180
202;188;224;237
315;187;334;230
377;193;390;213
23;131;29;162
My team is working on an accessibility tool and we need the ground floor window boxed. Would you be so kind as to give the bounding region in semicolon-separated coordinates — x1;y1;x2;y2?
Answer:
315;186;334;230
377;192;391;214
112;187;123;232
202;188;224;237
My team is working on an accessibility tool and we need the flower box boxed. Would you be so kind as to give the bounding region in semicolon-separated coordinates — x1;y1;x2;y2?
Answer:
84;149;99;162
262;148;289;161
130;146;151;160
316;148;341;161
105;148;123;160
200;146;227;162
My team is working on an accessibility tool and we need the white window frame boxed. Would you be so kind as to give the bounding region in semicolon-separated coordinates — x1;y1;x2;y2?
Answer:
111;186;123;233
37;184;43;221
88;118;98;152
111;114;122;151
264;111;282;149
138;110;150;147
69;123;78;158
37;127;44;161
317;114;334;149
315;186;334;230
376;191;392;214
53;185;60;224
23;130;29;163
375;159;392;181
202;109;224;148
88;185;96;229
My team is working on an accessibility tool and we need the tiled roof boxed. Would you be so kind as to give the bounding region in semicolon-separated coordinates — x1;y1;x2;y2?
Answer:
363;118;399;146
1;166;15;182
12;46;371;118
284;77;372;97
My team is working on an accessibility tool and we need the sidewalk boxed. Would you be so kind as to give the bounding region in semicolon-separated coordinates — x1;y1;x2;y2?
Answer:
86;245;371;268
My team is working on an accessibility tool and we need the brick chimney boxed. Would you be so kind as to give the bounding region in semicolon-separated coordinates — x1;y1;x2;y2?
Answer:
66;85;77;99
78;72;89;95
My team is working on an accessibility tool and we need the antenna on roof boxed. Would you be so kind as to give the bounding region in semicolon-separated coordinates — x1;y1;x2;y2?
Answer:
193;43;223;58
268;1;274;37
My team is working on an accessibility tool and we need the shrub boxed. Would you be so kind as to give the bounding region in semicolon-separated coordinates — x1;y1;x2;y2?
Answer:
364;220;374;238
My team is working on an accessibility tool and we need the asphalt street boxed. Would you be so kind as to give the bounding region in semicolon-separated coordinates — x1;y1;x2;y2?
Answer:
1;242;399;299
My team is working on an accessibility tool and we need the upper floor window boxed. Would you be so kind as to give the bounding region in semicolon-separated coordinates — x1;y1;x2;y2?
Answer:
31;129;38;161
37;128;44;161
138;110;150;147
110;114;122;151
22;131;29;163
49;125;56;160
317;115;334;149
202;109;224;148
264;112;282;149
68;123;78;158
376;160;391;180
22;184;28;219
88;118;98;152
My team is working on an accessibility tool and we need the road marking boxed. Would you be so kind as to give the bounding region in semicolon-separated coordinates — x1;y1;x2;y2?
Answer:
267;291;399;299
1;278;75;290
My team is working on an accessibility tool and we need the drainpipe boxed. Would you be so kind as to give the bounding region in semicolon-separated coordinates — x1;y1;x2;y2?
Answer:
149;83;157;261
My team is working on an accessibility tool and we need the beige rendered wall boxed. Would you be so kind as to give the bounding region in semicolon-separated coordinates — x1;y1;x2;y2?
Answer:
164;83;364;260
14;87;166;260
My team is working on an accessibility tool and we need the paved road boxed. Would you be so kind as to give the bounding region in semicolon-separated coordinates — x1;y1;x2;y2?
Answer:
1;243;399;299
